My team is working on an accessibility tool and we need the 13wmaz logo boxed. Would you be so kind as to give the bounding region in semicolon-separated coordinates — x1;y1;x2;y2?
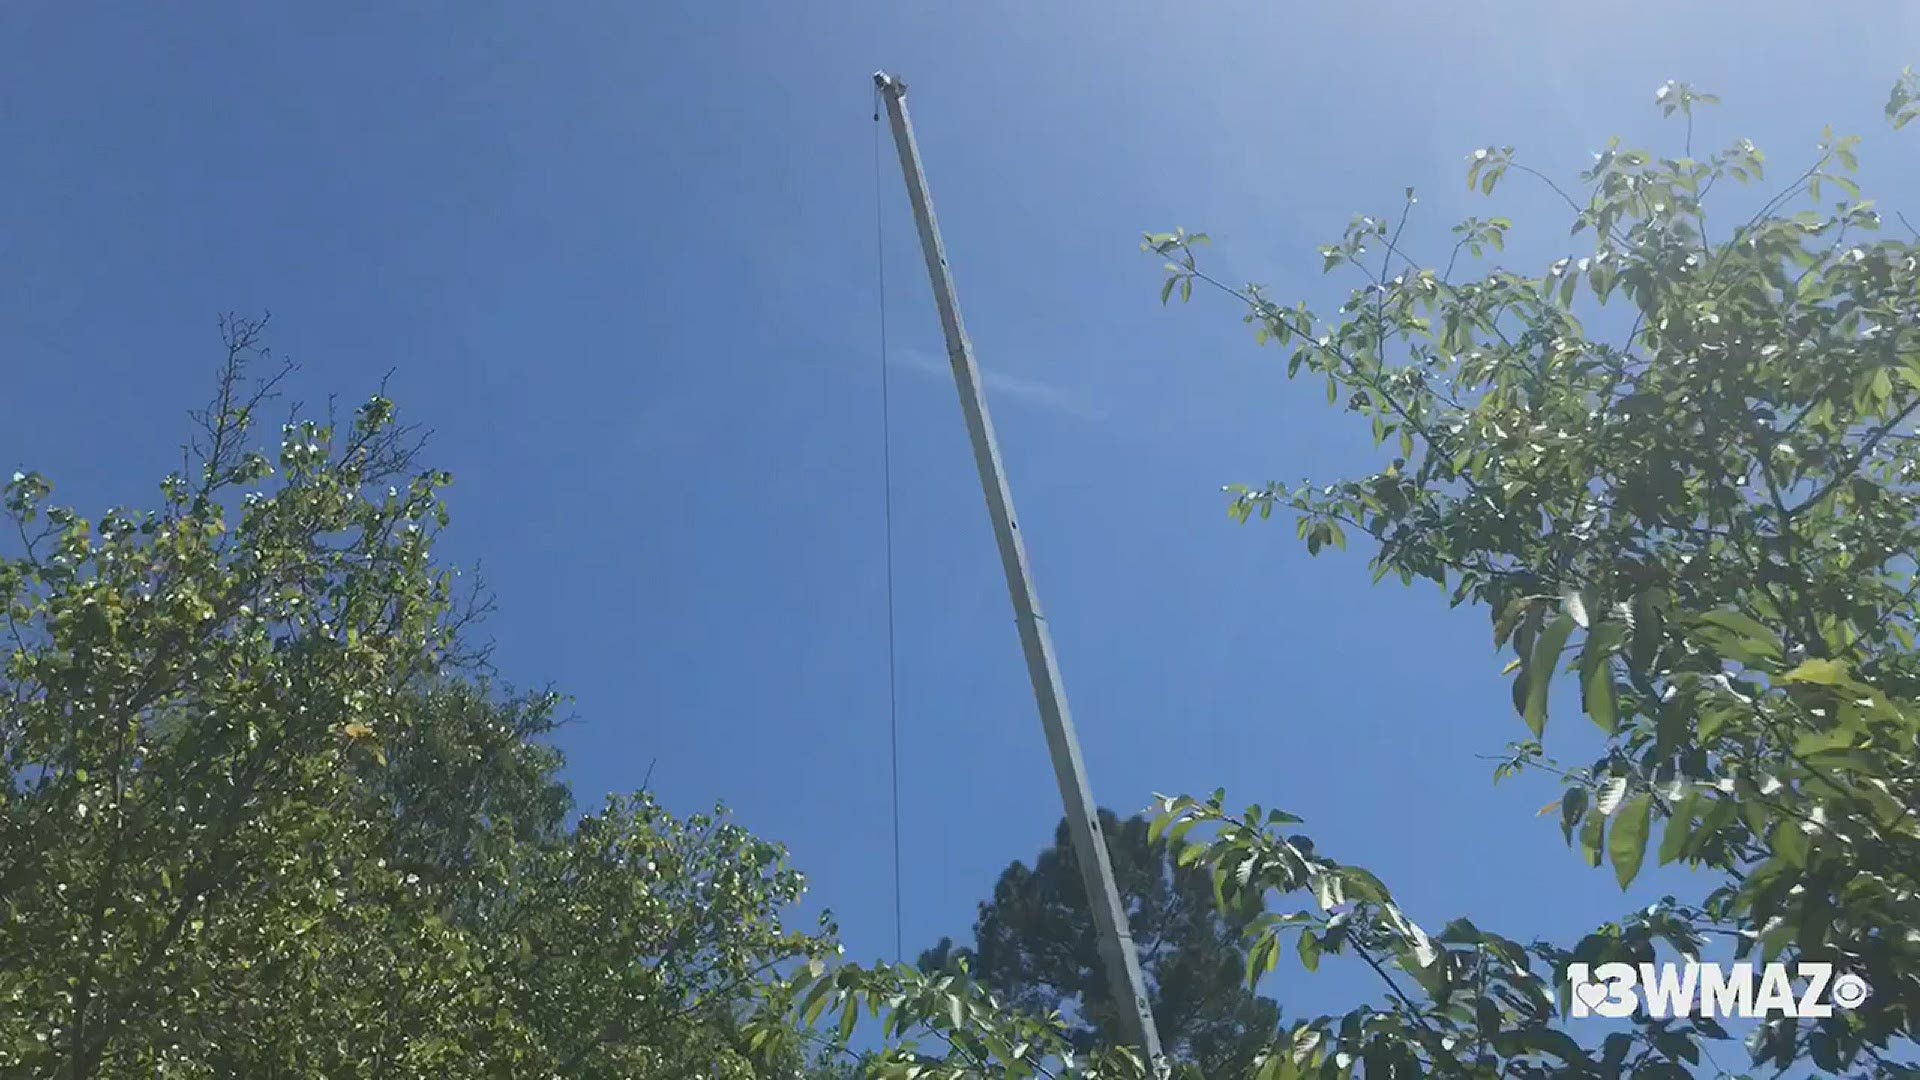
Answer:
1567;962;1870;1020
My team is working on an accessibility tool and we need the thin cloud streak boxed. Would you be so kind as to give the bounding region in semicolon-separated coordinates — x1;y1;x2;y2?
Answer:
891;346;1100;421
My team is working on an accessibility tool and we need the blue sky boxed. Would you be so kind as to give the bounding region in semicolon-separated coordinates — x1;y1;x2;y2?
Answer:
5;1;1916;1028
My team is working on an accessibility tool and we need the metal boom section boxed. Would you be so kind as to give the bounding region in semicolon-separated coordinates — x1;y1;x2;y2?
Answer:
872;70;1168;1076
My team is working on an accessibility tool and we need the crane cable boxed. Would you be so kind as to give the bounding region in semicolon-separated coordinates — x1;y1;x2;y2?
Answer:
873;84;905;965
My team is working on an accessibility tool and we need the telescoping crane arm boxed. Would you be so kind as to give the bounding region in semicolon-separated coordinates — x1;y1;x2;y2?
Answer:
871;70;1170;1078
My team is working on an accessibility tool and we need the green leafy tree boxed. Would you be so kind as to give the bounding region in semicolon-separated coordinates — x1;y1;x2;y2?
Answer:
794;70;1920;1079
918;811;1282;1077
0;324;834;1077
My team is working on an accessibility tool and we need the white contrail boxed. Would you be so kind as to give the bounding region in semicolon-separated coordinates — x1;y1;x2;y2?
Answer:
892;346;1098;420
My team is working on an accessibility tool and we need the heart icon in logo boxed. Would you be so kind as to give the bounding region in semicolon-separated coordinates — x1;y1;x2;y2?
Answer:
1576;980;1613;1012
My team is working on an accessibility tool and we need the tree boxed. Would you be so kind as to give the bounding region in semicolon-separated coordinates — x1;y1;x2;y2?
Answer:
0;324;835;1077
795;69;1920;1079
918;811;1283;1076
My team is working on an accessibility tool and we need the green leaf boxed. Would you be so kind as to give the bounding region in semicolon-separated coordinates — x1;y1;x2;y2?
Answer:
1247;932;1279;986
837;997;859;1044
1525;1027;1590;1065
1578;808;1605;868
1608;793;1652;889
1781;657;1849;686
1579;623;1625;734
1297;930;1322;972
1560;785;1588;844
1147;812;1172;844
1771;819;1810;868
1659;791;1698;866
1793;726;1860;758
1524;614;1576;737
1169;816;1205;848
1695;610;1782;664
800;978;835;1027
1338;868;1391;905
1655;697;1687;757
